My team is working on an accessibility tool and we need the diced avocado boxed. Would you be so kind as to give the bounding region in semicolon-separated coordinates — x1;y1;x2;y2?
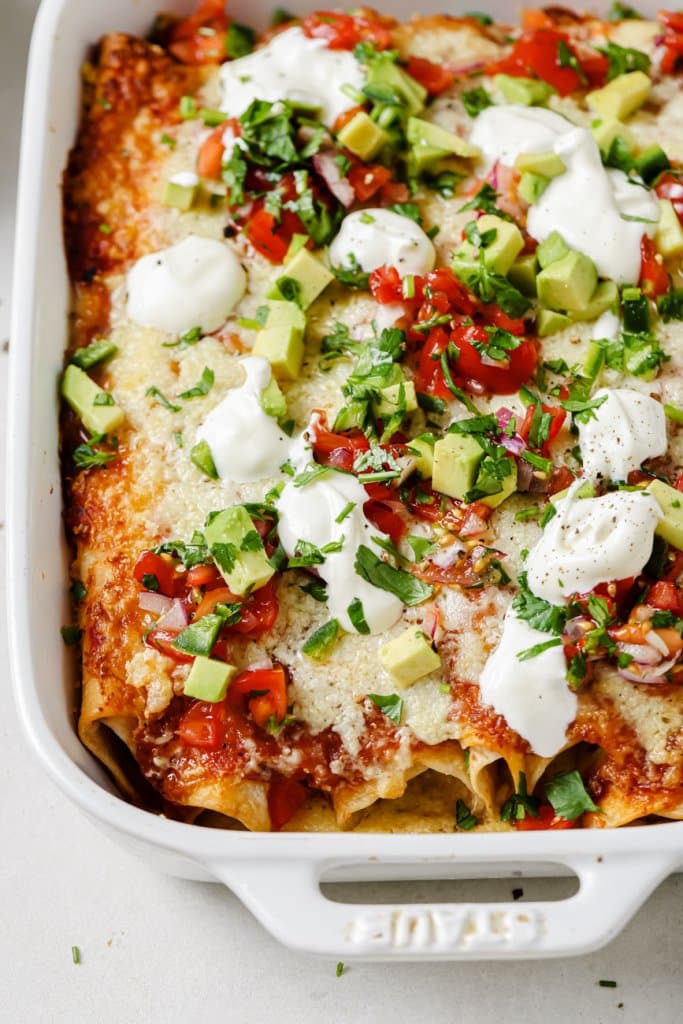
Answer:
537;231;570;269
518;172;550;205
515;151;566;178
454;214;524;276
550;481;595;504
163;179;198;212
494;74;554;106
655;199;683;258
267;249;334;310
536;251;598;313
582;340;605;381
380;628;441;687
590;117;634;154
337;110;386;161
432;433;483;501
253;301;306;380
367;57;427;116
646;479;683;550
537;308;572;336
204;506;275;596
408;434;435;479
406;117;481;161
507;253;538;297
478;457;517;509
259;377;288;420
569;280;619;321
190;439;218;479
373;380;418;418
586;70;651;121
61;364;124;435
635;144;670;184
184;655;237;702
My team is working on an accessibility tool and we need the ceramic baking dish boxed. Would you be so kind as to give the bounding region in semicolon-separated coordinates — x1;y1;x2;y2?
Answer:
8;0;683;960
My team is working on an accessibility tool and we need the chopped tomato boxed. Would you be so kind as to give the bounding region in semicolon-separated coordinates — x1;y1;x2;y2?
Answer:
301;10;394;50
364;501;407;545
405;56;455;95
347;162;392;202
521;8;555;30
448;323;537;395
229;580;279;638
148;628;195;663
487;29;602;95
369;265;407;305
186;563;224;589
268;775;307;830
661;11;683;32
659;12;683;74
655;172;683;223
548;465;575;496
133;551;178;597
380;180;410;205
167;0;230;65
228;665;288;727
640;236;670;297
333;104;366;134
519;403;566;455
311;422;370;470
177;700;226;749
193;586;236;620
515;803;575;830
647;580;683;615
245;205;308;264
197;125;227;180
413;326;452;401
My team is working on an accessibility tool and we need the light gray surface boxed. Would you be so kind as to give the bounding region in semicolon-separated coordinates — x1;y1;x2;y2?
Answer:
1;2;681;1020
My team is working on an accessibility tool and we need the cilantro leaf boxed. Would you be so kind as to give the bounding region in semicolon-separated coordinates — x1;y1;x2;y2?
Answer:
355;544;433;606
512;572;567;635
367;692;404;724
461;86;493;118
500;772;539;823
178;367;214;400
455;799;477;830
596;41;650;81
545;770;601;820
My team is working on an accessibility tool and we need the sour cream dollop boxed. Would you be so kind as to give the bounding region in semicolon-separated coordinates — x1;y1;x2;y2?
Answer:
219;26;364;127
578;387;667;482
526;486;662;604
469;105;659;284
195;357;292;482
277;469;403;634
329;209;436;278
479;609;577;758
126;235;246;335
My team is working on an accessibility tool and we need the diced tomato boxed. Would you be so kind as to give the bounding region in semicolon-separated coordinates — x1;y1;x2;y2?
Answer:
186;563;224;589
268;775;307;830
369;265;406;305
661;11;683;32
487;29;600;95
380;180;410;205
133;551;178;597
515;803;575;830
405;56;455;95
245;206;308;264
640;236;670;297
148;628;195;663
647;580;683;614
364;501;407;545
167;0;230;65
193;586;236;620
521;8;555;31
229;579;279;638
347;162;392;202
311;422;370;469
228;665;288;727
413;326;452;401
448;323;537;395
333;104;366;134
197;125;227;180
659;12;683;75
177;700;226;749
301;10;394;51
519;403;566;455
548;465;576;496
675;472;683;493
655;172;683;222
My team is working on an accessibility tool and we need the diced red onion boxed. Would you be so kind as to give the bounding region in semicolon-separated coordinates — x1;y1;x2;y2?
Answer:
618;656;677;684
646;630;670;656
516;459;536;493
431;541;465;569
616;641;661;666
138;591;174;616
501;433;526;457
313;151;354;207
155;599;189;633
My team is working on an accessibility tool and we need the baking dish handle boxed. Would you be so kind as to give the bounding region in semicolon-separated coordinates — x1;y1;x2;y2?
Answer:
208;851;675;959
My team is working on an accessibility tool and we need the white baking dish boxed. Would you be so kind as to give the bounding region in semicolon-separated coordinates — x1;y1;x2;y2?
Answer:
8;0;683;960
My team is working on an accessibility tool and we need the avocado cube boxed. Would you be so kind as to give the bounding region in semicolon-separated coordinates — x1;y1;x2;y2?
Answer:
373;380;417;419
253;301;306;380
586;70;651;121
367;58;427;116
380;628;441;687
259;377;288;420
570;280;619;322
646;480;683;550
537;308;572;336
163;178;198;212
493;74;554;106
267;249;334;309
406;117;481;160
507;253;538;297
432;433;483;500
454;214;524;276
655;199;683;258
478;457;518;509
204;506;275;596
514;151;566;178
536;231;570;269
536;250;598;313
184;656;237;702
408;435;435;479
61;364;124;436
337;110;386;161
590;117;634;154
518;171;550;205
263;300;306;331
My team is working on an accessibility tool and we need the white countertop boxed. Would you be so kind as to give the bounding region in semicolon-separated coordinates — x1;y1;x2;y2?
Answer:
1;2;681;1020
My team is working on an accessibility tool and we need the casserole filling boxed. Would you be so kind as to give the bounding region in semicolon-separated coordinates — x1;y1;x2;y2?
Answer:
61;2;683;831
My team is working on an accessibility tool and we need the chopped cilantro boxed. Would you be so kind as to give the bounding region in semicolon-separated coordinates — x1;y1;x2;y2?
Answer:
461;86;493;118
597;41;650;80
545;770;601;820
355;544;433;605
178;366;214;400
367;692;404;724
512;572;567;635
301;619;340;659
